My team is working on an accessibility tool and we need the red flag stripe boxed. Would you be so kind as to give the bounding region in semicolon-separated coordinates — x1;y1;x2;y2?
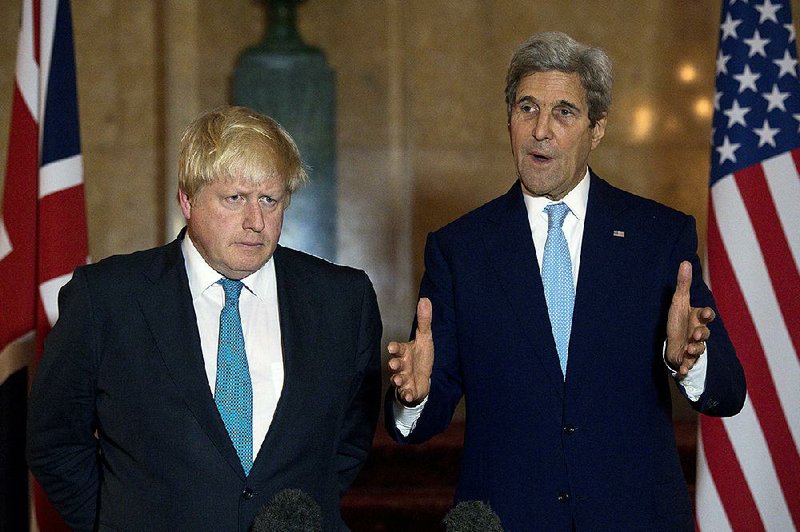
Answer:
708;200;800;528
0;88;39;348
38;185;88;280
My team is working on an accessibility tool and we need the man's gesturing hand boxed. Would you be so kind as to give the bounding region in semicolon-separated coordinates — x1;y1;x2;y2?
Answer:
666;261;716;376
387;297;435;405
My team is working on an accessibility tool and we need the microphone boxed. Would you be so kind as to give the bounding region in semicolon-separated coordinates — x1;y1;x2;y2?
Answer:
250;489;322;532
442;500;504;532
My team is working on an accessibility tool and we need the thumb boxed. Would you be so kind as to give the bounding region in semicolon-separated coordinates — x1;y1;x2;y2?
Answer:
673;261;692;303
416;297;433;336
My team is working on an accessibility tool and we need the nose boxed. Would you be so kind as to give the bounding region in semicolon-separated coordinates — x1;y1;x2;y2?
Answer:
242;201;265;232
532;113;551;141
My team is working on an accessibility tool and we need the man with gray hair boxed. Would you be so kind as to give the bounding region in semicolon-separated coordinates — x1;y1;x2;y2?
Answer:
386;32;746;530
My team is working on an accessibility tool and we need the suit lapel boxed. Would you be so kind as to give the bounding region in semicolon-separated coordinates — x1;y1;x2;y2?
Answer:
249;246;318;474
482;183;566;397
137;235;245;477
567;172;631;386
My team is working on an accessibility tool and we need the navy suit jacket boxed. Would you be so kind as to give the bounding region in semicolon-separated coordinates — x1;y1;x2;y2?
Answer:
28;234;382;531
385;172;746;531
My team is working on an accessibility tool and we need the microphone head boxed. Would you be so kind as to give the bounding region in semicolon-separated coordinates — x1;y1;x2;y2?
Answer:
251;489;322;532
442;500;503;532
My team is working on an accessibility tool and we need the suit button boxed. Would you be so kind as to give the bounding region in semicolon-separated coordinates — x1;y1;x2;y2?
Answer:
558;492;570;503
242;488;254;500
563;424;576;433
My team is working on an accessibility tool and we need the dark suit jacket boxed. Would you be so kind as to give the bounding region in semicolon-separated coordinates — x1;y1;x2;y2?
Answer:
385;172;746;531
28;235;382;531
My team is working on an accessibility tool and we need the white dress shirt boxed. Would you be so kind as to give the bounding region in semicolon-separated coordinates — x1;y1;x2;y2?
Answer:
182;235;284;460
395;170;708;436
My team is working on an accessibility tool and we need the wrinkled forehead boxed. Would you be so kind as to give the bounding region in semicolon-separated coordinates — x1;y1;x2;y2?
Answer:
517;71;588;104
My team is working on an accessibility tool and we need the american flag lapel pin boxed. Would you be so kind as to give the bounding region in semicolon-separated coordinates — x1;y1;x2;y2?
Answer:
613;230;625;238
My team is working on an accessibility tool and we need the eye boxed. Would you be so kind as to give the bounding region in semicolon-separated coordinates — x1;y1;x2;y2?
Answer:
520;102;537;114
259;195;278;206
557;107;574;117
225;194;243;203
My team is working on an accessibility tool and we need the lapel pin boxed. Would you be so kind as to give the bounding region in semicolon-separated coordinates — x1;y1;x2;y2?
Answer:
613;230;625;238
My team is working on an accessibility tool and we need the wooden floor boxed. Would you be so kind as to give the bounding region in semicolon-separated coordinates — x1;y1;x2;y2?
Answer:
341;419;698;531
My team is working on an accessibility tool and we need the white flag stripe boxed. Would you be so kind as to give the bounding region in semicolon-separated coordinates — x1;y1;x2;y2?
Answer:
713;176;800;448
695;433;733;532
39;154;83;198
38;271;72;327
16;0;38;120
724;396;794;530
38;0;58;128
762;152;800;267
0;221;11;262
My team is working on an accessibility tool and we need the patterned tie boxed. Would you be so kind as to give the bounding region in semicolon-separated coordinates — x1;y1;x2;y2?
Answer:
542;203;575;379
215;278;253;474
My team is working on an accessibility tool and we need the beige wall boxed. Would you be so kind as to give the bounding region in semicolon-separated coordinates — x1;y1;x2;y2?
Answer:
2;1;798;417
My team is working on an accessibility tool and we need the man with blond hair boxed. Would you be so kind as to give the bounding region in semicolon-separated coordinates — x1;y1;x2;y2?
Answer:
28;106;381;531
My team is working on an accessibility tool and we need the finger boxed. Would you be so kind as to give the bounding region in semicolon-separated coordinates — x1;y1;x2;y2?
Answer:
686;342;705;356
387;341;406;356
387;357;402;371
697;306;716;325
392;373;406;388
416;297;433;336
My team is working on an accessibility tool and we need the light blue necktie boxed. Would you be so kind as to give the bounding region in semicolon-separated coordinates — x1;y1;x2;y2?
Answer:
542;203;575;379
215;278;253;474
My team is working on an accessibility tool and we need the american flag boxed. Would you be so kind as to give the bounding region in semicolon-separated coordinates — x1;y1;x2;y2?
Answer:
0;0;88;529
696;0;800;530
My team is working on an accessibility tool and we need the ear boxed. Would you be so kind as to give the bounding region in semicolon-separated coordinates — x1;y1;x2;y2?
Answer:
178;189;192;220
590;114;607;150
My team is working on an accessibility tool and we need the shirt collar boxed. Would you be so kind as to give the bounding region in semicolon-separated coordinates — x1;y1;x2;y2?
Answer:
522;167;590;220
181;233;274;301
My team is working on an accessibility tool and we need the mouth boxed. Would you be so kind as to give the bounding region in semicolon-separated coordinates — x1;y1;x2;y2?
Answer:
235;241;264;248
527;150;553;164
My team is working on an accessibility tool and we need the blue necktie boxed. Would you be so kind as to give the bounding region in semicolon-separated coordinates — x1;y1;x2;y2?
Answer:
215;278;253;474
542;203;575;379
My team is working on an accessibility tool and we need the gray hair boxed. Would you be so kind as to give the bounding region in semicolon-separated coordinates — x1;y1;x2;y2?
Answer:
505;32;613;126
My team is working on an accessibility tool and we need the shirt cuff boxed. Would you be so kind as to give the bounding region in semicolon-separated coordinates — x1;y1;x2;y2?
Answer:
393;393;428;437
664;343;709;402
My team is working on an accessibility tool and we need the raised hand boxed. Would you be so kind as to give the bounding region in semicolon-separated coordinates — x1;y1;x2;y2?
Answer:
665;261;716;376
387;298;435;405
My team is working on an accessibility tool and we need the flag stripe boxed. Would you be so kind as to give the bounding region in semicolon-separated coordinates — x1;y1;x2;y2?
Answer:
713;177;800;448
708;194;800;528
695;430;733;532
778;150;800;261
0;89;39;349
39;154;82;197
38;186;88;279
699;414;763;530
736;156;800;363
726;398;794;530
16;0;38;118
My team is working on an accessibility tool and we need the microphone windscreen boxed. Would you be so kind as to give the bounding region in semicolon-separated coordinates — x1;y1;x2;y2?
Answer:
442;500;503;532
251;488;322;532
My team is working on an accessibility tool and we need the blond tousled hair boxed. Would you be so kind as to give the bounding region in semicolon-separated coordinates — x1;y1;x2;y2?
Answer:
177;105;308;202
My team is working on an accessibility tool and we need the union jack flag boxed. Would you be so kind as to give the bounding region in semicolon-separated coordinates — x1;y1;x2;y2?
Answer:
696;0;800;530
0;0;88;529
